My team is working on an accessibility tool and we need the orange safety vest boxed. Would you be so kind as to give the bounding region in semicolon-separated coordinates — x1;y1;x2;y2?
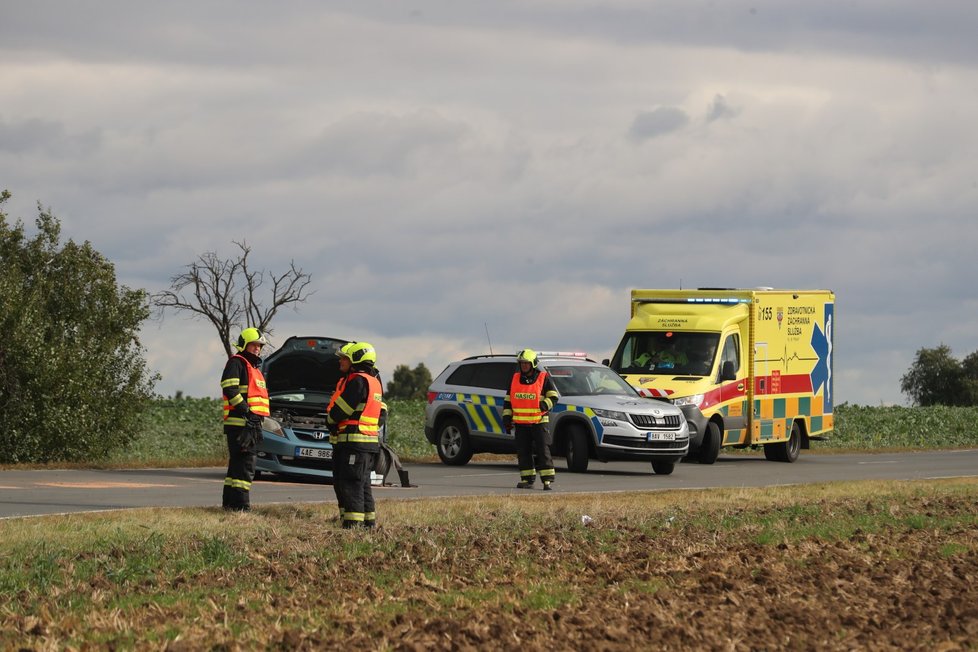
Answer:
328;372;383;444
509;371;549;425
222;355;270;426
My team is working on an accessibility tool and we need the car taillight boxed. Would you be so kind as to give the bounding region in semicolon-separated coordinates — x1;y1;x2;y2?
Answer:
426;391;438;404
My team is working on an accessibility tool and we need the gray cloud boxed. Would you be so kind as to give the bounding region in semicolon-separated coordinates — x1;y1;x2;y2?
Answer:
2;1;977;405
628;107;689;142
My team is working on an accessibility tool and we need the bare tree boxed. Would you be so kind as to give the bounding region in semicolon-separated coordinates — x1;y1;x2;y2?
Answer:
152;241;313;357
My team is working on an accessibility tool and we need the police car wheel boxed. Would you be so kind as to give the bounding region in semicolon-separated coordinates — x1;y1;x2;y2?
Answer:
565;424;589;473
651;460;675;475
436;416;473;466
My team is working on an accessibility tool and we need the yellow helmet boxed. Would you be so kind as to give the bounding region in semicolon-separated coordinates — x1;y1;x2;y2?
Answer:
340;341;377;366
516;348;539;368
235;327;269;352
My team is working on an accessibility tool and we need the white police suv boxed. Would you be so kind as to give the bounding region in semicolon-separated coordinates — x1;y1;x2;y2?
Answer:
424;353;689;475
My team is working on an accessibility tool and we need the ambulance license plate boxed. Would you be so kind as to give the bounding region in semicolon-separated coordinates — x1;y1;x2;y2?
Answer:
647;431;675;442
295;447;332;459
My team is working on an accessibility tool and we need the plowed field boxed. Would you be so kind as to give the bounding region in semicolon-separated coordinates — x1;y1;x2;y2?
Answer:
3;480;977;650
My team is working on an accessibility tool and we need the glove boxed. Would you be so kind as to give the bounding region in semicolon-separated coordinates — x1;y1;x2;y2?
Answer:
236;426;257;451
237;419;263;451
246;411;264;427
503;418;512;433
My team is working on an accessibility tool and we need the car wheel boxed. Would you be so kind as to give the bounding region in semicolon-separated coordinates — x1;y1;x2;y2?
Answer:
436;416;473;466
765;421;801;463
651;460;675;475
697;421;721;464
565;423;590;473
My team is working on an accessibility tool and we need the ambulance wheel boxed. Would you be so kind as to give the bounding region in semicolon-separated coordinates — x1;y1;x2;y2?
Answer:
765;422;801;463
565;424;590;473
651;460;675;475
436;416;473;466
696;421;721;464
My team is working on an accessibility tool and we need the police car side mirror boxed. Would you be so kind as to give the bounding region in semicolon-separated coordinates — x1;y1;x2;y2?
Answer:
601;358;610;366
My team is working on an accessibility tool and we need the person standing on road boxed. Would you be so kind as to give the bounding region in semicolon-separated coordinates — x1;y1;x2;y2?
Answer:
503;349;560;490
327;341;385;528
220;327;270;512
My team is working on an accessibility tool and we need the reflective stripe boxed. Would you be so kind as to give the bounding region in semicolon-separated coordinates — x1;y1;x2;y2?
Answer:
224;477;252;491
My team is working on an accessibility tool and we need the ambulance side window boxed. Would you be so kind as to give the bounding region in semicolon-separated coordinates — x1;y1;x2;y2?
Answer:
719;335;740;378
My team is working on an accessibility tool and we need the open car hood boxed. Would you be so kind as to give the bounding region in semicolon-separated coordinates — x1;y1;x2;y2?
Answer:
261;336;349;406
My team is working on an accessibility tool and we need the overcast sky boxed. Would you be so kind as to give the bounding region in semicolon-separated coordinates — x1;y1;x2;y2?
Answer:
2;1;977;406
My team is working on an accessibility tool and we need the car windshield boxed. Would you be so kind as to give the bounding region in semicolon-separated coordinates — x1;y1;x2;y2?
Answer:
545;365;637;396
610;331;720;377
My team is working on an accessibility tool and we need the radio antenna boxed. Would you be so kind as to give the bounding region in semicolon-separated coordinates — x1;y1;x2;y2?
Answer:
484;322;494;355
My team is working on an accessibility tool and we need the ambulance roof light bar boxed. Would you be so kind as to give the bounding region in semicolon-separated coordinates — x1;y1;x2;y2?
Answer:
633;297;751;305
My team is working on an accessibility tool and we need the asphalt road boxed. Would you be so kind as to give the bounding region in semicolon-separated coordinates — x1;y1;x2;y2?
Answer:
2;449;977;519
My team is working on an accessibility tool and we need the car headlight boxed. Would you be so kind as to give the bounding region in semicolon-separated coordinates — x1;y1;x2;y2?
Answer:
592;407;628;421
261;417;287;438
671;394;704;408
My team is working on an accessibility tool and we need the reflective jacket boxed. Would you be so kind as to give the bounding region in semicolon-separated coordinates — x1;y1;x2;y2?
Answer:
327;372;383;445
505;370;557;425
221;354;270;428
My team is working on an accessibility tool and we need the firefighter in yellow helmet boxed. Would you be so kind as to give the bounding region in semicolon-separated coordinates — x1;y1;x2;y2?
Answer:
503;349;560;490
327;341;386;528
220;327;270;511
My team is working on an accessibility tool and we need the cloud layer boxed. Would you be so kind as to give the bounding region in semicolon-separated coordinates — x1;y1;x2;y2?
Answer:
3;1;977;404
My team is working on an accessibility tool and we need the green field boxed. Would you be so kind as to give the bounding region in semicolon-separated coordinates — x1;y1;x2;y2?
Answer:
96;399;978;469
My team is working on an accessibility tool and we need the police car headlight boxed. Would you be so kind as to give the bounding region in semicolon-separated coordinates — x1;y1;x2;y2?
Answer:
671;394;704;408
592;408;628;422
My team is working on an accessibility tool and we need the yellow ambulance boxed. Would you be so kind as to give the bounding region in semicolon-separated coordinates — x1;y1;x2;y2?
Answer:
607;288;834;463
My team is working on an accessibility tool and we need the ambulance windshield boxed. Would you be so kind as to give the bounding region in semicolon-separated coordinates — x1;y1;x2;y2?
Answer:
610;332;720;377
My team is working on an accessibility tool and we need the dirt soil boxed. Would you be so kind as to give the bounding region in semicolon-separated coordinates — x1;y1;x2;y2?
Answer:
353;510;978;651
5;492;978;651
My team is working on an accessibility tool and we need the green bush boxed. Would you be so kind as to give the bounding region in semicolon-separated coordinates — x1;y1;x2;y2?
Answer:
0;194;157;463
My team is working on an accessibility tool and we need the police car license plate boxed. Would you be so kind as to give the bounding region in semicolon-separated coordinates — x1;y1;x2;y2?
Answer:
647;432;675;442
295;447;332;459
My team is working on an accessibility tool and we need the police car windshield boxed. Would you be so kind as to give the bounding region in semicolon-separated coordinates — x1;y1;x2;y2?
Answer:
545;365;637;396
